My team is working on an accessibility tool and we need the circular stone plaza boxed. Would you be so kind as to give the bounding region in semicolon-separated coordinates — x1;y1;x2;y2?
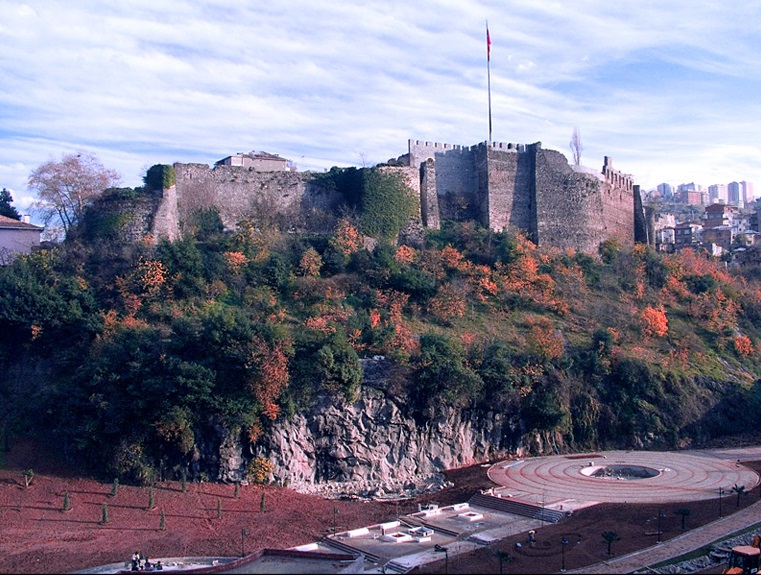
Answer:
487;450;761;508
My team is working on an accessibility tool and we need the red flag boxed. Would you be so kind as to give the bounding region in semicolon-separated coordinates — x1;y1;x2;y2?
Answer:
486;23;491;61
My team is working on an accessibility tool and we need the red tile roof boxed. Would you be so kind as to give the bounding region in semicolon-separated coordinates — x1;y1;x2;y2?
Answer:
0;215;43;230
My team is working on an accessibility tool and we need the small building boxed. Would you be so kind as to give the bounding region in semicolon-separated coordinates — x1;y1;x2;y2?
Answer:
674;221;702;250
701;225;733;252
0;215;43;264
655;226;675;252
703;203;739;228
215;150;291;171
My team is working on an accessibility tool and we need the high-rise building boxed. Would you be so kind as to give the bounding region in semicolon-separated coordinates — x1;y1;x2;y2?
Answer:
708;183;728;204
657;183;673;198
741;181;754;205
728;181;742;207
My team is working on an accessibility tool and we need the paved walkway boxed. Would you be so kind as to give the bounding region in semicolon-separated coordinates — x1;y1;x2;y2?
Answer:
488;450;760;505
564;492;761;573
485;447;761;573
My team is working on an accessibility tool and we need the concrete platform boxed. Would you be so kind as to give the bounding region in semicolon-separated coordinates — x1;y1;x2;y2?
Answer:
488;450;760;504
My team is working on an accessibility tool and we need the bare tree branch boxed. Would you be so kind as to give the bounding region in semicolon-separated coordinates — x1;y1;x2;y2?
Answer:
27;152;120;238
570;127;584;166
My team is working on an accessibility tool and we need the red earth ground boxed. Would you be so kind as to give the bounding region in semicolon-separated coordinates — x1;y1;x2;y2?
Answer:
1;438;760;574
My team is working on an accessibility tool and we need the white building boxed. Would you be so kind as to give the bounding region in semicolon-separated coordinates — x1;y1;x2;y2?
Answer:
0;215;43;264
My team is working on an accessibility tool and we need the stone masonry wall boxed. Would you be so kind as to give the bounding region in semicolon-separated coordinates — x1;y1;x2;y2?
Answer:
484;143;537;237
420;158;439;229
150;184;179;241
534;149;608;253
173;163;341;233
408;140;481;224
600;157;637;247
138;140;641;255
411;139;638;254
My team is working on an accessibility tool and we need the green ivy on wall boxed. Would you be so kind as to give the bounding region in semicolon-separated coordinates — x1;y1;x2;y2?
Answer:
144;164;176;191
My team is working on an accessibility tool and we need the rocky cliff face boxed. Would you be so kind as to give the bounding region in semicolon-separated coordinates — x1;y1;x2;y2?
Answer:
251;358;564;497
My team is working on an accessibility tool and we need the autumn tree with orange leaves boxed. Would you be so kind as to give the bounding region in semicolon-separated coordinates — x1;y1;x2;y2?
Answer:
640;305;668;338
247;337;291;420
734;335;754;358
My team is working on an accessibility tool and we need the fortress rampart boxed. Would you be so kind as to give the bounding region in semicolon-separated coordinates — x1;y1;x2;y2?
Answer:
408;139;641;253
140;138;643;255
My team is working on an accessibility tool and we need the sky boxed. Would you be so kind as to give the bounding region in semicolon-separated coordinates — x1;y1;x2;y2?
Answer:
2;0;761;214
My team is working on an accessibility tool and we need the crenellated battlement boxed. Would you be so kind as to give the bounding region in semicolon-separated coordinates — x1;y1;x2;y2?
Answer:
602;156;634;192
408;138;537;170
408;139;533;151
409;139;469;151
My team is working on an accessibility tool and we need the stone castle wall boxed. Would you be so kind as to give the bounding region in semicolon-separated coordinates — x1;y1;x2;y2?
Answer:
483;143;537;236
533;148;607;252
408;140;481;224
409;139;639;253
171;163;342;234
131;138;641;255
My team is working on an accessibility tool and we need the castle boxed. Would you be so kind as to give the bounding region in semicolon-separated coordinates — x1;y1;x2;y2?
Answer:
138;139;646;254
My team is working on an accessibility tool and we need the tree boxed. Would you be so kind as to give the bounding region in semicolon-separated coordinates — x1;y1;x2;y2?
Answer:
21;469;34;489
640;305;668;338
0;188;20;220
412;332;483;417
27;152;120;237
601;530;620;556
569;127;584;166
315;331;363;401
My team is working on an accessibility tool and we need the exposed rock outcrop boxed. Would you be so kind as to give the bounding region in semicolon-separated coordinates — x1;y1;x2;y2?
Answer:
253;357;536;497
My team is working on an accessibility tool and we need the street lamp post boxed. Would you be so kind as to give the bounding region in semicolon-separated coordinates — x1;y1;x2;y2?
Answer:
657;509;665;543
561;535;569;572
719;487;725;518
332;507;339;537
240;528;248;557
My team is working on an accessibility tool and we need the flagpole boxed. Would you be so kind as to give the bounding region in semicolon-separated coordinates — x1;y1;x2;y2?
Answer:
486;20;492;143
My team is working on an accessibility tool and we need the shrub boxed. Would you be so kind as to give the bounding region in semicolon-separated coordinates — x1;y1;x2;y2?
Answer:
144;164;176;190
247;457;273;484
734;335;754;357
640;305;668;338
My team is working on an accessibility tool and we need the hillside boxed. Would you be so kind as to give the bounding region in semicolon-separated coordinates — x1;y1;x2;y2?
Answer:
2;204;761;487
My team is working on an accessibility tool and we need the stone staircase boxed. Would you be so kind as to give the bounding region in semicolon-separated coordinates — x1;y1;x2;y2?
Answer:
469;493;565;524
319;536;380;564
384;559;411;573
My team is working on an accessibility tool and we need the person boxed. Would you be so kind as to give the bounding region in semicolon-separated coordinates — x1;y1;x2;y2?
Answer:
131;552;140;571
154;561;163;571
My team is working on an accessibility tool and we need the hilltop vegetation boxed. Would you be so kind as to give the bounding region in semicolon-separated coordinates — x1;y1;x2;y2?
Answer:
2;182;761;484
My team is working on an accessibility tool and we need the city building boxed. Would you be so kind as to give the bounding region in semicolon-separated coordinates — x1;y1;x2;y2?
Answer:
708;183;728;204
728;181;742;208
